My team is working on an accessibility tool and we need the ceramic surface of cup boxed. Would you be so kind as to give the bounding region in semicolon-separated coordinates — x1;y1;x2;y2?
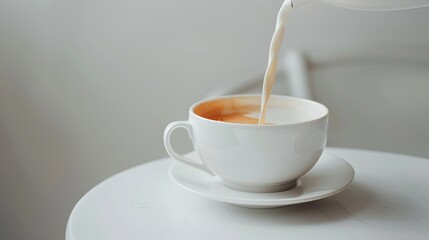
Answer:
164;95;329;193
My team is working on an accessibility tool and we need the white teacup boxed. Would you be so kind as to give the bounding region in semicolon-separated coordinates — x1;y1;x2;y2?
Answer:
164;95;329;193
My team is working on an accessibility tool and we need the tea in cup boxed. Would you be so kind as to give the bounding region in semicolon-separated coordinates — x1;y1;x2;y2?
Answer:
164;94;328;193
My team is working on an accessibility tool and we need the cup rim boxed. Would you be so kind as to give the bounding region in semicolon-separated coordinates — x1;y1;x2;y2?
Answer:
189;94;329;127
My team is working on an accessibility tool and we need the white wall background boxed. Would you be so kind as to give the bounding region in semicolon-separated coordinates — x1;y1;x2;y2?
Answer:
0;0;428;239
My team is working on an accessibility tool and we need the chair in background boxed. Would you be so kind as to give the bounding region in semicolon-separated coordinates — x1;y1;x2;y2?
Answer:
205;46;429;158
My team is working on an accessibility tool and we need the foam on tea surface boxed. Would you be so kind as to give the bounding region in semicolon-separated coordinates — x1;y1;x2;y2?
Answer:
194;99;260;124
194;97;318;125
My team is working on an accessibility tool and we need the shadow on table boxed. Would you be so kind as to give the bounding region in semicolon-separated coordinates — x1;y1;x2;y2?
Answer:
220;182;373;226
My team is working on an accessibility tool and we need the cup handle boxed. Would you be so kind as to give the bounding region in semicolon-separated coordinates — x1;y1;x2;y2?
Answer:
164;121;215;176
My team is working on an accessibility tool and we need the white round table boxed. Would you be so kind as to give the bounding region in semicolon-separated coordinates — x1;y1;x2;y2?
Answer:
66;148;429;240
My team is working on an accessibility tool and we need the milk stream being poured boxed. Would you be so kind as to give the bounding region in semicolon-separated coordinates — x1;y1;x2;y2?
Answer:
258;0;293;125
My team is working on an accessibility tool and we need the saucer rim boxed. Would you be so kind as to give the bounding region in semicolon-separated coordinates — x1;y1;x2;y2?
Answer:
169;152;355;207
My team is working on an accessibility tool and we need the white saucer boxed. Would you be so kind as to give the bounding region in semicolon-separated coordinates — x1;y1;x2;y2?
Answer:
169;152;354;208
